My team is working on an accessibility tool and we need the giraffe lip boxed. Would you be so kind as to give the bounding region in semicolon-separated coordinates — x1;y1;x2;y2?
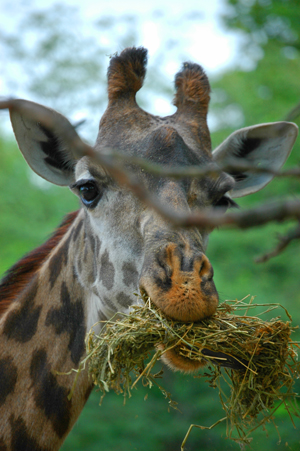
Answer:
160;344;248;372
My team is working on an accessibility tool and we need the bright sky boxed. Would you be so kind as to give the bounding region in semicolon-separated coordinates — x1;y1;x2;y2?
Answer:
86;0;239;72
1;0;239;74
0;0;242;137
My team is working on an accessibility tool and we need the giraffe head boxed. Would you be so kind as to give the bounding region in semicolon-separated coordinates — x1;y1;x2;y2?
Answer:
8;47;298;372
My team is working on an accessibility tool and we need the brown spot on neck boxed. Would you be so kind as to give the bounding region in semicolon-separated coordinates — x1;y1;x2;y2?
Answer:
0;211;79;318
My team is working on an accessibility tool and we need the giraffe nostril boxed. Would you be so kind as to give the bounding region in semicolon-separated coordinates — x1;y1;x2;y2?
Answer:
156;249;173;278
208;266;214;280
198;262;204;275
198;255;213;279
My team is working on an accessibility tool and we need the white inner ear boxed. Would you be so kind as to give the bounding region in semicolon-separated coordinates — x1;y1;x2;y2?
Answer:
10;100;81;186
213;122;298;198
15;117;73;186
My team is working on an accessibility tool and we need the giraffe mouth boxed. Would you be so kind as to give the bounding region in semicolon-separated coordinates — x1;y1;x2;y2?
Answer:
139;289;244;373
139;279;219;323
139;252;219;323
158;343;247;373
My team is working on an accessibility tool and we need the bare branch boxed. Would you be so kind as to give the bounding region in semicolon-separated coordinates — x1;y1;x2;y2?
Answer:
255;222;300;263
158;199;300;229
2;99;300;182
89;150;300;231
100;148;300;180
1;99;300;233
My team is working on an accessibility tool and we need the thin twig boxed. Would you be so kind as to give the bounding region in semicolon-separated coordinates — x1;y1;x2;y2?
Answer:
181;418;227;451
256;222;300;263
97;147;300;180
2;99;300;232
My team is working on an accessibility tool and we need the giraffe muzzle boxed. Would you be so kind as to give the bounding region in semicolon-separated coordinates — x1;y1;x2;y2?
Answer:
140;243;219;322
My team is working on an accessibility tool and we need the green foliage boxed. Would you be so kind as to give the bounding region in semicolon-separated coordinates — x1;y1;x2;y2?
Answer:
0;138;78;275
223;0;300;51
209;46;300;314
211;45;300;128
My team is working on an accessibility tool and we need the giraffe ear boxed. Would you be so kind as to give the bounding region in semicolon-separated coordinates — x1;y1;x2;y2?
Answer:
212;122;298;198
9;99;82;186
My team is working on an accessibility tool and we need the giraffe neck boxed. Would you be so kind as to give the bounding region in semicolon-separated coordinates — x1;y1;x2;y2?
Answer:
0;211;93;451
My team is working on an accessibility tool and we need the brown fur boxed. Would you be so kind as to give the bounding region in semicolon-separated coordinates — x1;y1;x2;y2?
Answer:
173;62;210;113
0;211;92;450
0;211;79;317
107;47;148;101
172;63;212;153
140;243;219;322
157;343;206;373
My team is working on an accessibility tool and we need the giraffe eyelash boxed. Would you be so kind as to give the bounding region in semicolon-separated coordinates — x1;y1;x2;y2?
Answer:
214;196;238;210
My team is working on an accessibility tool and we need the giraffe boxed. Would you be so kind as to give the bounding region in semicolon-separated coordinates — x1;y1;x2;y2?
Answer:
0;47;298;451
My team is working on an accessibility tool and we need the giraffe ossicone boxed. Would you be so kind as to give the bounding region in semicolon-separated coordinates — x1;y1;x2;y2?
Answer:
0;47;298;450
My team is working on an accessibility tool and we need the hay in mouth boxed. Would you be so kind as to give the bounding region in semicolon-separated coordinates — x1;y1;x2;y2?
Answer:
73;295;300;446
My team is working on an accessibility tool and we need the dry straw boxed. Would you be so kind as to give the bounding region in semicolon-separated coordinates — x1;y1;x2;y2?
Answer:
75;295;300;447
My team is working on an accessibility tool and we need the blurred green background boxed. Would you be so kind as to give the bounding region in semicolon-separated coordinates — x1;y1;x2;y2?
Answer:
0;0;299;449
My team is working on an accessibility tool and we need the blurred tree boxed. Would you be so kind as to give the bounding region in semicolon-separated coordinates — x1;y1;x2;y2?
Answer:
203;3;300;362
0;5;141;140
223;0;299;51
219;0;300;119
0;4;181;141
205;5;300;448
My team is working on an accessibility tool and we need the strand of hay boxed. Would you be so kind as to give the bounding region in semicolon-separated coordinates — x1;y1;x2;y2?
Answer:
77;296;300;447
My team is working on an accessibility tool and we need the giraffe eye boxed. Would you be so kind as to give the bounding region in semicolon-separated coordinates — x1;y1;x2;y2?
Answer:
214;196;238;211
75;181;103;208
80;182;98;200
